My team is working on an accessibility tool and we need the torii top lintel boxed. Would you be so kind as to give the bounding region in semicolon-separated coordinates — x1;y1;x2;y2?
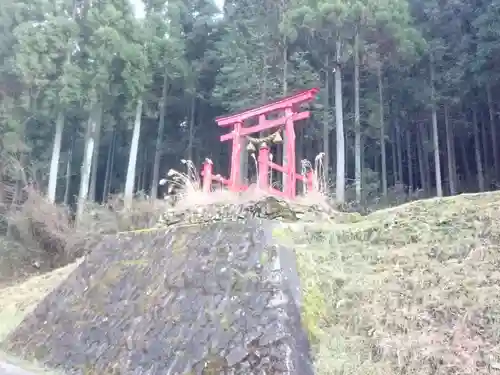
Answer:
215;88;319;127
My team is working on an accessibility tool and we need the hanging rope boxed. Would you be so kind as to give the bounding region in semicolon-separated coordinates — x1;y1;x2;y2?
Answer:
245;127;283;151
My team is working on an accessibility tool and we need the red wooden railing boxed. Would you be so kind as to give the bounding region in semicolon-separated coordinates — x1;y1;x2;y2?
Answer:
201;151;315;196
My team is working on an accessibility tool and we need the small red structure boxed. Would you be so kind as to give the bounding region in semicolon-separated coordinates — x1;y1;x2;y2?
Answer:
202;88;319;199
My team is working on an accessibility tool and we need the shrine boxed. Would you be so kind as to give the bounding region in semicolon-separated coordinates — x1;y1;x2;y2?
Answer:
201;88;319;200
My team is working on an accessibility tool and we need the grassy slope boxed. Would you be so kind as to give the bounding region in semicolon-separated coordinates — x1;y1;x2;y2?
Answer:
288;192;500;375
1;192;500;374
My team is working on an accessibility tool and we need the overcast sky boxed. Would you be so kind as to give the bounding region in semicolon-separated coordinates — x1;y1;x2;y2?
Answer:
131;0;225;19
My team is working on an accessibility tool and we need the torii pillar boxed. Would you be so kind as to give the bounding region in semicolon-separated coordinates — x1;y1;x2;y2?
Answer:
215;88;319;197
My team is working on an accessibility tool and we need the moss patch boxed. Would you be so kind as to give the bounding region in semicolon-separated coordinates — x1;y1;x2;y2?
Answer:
273;225;328;343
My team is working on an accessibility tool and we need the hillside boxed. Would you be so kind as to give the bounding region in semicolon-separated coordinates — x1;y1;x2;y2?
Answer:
288;192;500;375
1;192;500;374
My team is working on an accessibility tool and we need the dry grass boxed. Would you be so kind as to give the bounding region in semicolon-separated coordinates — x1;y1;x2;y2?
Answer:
0;261;80;342
0;261;79;375
6;187;75;267
280;191;500;375
3;188;169;281
164;155;331;208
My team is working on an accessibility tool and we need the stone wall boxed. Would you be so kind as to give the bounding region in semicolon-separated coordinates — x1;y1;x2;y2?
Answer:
3;218;314;375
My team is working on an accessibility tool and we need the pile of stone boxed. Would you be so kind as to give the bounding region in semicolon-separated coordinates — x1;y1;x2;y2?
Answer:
156;195;337;228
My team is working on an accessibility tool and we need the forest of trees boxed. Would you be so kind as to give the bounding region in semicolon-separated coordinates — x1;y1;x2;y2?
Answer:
0;0;499;219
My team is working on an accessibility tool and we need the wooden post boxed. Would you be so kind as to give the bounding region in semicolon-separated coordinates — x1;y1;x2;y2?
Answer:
201;160;213;193
306;170;314;193
258;143;270;191
284;107;296;198
229;122;242;191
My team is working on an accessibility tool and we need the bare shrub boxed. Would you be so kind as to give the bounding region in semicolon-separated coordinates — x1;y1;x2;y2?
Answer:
101;193;168;231
5;187;170;274
6;186;74;268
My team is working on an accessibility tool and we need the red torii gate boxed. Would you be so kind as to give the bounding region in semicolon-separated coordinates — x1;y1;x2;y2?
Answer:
202;88;319;199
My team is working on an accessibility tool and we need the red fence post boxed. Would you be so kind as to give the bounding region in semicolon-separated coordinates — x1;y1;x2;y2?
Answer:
306;170;314;194
258;143;270;191
201;160;213;193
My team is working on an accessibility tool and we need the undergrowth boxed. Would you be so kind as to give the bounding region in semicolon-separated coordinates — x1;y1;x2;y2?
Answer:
0;187;168;285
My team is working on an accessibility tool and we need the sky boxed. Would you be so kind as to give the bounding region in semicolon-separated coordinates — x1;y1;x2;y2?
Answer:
130;0;225;19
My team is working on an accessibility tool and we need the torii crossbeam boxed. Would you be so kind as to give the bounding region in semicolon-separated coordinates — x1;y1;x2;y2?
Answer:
208;88;318;199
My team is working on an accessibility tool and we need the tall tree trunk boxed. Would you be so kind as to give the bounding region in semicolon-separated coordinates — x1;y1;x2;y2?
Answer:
141;148;148;192
391;131;398;184
47;1;76;204
102;128;116;202
459;132;471;189
472;107;485;192
487;83;499;182
89;112;102;202
480;110;489;171
360;128;365;201
430;54;442;197
10;153;27;236
135;148;142;191
89;116;102;201
77;101;102;223
187;93;196;162
419;123;431;193
417;126;426;192
406;129;413;192
334;40;345;203
323;55;330;185
396;120;403;184
329;124;335;174
124;98;143;208
47;111;65;203
139;149;146;192
63;135;74;206
187;93;197;182
377;63;387;197
444;104;456;195
450;131;457;190
354;31;361;202
151;72;168;200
